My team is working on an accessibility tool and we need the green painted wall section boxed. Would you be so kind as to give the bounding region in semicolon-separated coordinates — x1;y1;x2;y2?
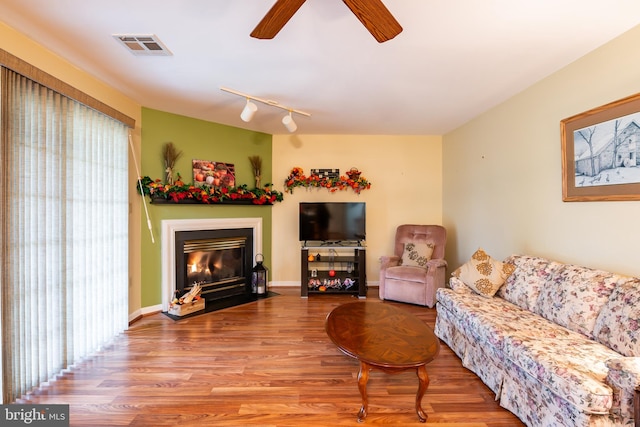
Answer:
140;108;274;307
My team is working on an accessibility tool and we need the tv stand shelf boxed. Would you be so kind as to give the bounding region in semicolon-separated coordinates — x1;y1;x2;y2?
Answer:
301;245;366;298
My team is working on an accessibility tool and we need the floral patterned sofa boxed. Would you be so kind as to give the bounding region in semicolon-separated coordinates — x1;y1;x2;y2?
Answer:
434;254;640;427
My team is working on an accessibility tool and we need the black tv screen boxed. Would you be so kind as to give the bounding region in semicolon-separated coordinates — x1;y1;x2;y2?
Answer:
299;202;366;243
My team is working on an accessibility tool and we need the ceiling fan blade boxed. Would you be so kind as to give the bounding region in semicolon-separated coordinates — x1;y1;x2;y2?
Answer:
342;0;403;43
251;0;307;39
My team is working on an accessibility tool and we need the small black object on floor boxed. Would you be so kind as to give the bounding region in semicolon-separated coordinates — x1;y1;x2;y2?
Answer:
163;291;279;321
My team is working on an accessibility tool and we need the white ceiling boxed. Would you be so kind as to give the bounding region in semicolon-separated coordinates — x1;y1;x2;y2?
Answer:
2;0;640;135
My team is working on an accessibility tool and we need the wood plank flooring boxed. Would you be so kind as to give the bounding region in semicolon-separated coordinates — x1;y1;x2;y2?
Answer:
21;287;525;426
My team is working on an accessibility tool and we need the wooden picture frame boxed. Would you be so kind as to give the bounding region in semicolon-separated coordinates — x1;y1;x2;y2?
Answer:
192;159;236;189
561;92;640;201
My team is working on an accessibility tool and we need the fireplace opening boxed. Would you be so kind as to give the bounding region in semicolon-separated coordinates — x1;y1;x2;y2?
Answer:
175;228;254;304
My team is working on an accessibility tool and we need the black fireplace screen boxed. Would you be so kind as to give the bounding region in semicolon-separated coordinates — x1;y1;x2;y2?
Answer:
184;238;245;285
175;228;254;302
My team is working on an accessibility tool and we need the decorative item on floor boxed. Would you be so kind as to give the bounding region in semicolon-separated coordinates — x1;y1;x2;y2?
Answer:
162;142;183;185
136;176;284;205
252;253;269;296
168;283;204;317
284;166;371;194
248;155;262;188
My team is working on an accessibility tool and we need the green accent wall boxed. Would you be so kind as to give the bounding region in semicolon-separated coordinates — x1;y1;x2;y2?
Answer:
140;108;273;307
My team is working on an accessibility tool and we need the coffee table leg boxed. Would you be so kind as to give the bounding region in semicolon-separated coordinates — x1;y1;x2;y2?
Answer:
357;361;370;423
415;364;429;422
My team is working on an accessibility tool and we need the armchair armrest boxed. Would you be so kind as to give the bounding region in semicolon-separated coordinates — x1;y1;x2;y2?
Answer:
426;258;448;269
379;255;401;270
378;255;400;300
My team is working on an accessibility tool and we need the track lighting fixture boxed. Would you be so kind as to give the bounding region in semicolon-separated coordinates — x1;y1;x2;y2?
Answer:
220;87;310;132
282;111;297;133
240;98;257;122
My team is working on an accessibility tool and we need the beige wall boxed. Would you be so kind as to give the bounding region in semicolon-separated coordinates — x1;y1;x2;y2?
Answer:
443;24;640;277
0;23;144;316
271;135;443;287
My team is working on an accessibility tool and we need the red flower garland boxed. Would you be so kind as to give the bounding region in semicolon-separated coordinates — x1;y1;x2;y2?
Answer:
284;167;371;194
137;177;283;205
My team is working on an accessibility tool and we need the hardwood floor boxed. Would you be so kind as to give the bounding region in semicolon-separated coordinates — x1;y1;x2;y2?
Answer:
22;287;525;426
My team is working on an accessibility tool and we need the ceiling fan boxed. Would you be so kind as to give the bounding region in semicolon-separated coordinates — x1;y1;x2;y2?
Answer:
250;0;403;43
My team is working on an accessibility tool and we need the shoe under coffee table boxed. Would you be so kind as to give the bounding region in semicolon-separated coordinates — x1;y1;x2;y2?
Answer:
325;301;440;423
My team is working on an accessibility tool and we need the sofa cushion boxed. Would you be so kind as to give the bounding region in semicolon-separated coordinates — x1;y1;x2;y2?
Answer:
593;277;640;357
496;255;563;311
534;264;619;338
385;265;427;283
436;288;527;352
401;242;433;267
504;334;619;414
453;248;515;298
502;333;617;414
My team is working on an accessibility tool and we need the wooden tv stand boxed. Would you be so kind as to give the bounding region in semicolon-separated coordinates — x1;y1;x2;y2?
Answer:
300;244;366;298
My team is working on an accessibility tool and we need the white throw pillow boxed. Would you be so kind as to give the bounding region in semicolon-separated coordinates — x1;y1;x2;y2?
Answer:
401;242;434;267
453;248;515;298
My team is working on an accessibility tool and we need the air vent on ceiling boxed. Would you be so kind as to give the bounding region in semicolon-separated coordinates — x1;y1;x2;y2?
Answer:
113;34;172;56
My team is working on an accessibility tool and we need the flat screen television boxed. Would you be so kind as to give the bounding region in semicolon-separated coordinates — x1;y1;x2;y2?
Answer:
299;202;366;244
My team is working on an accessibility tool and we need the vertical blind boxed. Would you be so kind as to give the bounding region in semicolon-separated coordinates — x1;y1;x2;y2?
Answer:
0;68;129;403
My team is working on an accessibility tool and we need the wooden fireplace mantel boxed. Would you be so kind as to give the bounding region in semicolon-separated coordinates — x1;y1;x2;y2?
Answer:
151;198;276;206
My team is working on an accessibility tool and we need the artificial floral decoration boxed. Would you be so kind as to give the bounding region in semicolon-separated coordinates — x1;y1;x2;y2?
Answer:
284;167;371;194
346;167;361;180
137;176;284;205
248;155;262;188
162;142;183;185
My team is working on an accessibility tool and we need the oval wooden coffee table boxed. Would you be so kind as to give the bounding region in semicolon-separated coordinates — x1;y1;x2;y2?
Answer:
325;301;440;423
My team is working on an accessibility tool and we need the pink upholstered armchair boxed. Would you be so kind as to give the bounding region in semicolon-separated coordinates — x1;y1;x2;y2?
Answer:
379;224;447;308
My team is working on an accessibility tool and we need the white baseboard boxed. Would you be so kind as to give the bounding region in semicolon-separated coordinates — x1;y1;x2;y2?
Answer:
129;304;162;323
270;281;379;288
268;281;299;287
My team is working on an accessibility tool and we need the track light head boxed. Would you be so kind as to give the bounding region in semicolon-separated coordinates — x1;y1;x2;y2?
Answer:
240;99;257;122
282;111;297;133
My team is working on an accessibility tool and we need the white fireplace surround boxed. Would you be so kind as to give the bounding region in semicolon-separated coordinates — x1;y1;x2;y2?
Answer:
161;217;262;312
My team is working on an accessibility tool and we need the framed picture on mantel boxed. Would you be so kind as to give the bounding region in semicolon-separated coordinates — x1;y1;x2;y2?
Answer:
561;92;640;202
192;159;236;189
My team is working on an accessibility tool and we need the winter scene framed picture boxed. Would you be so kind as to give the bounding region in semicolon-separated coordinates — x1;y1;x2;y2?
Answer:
561;92;640;201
